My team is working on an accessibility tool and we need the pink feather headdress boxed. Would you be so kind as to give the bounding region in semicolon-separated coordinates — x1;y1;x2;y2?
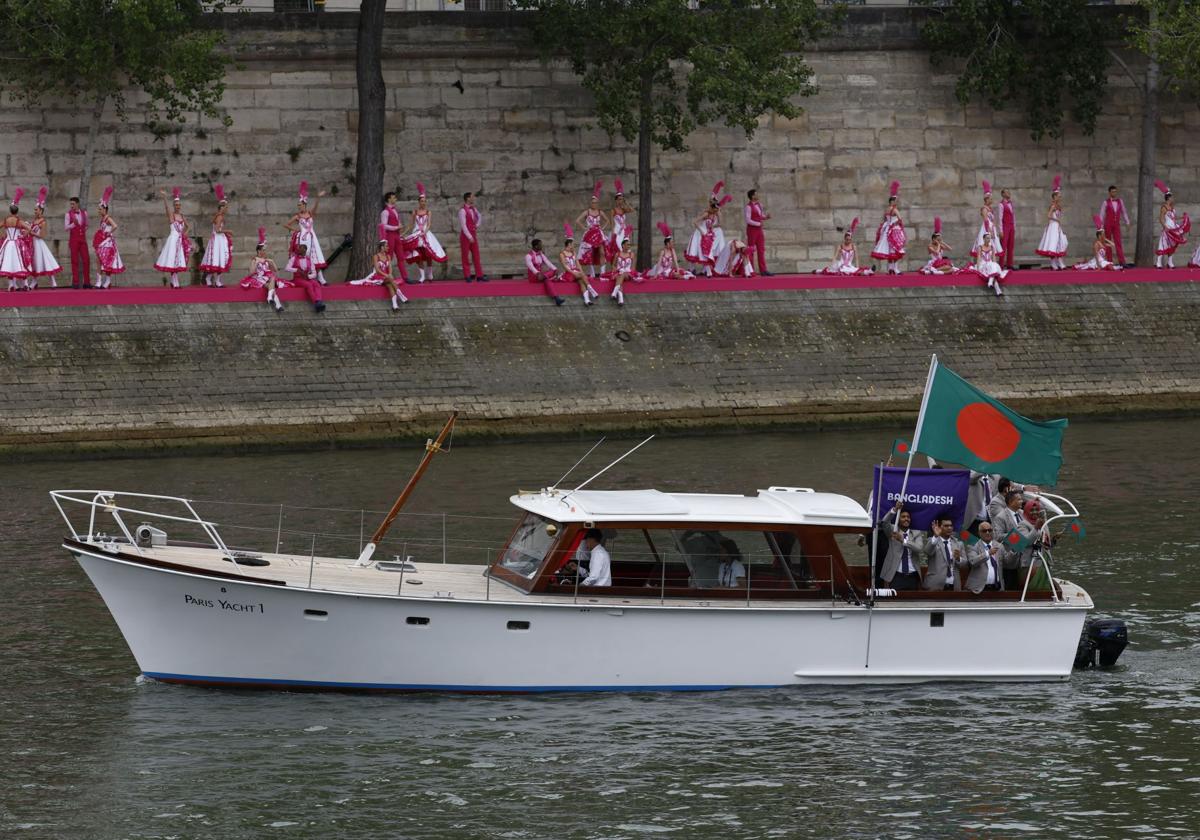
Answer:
934;216;942;235
848;217;860;237
36;187;47;208
11;187;24;207
299;180;309;203
416;181;426;198
592;180;603;200
614;178;624;196
657;221;672;239
718;195;733;208
100;186;114;207
171;187;181;202
563;221;574;241
889;180;900;198
711;180;725;201
214;183;226;203
257;226;266;247
1051;174;1062;194
1093;214;1104;231
1155;179;1171;196
981;179;991;196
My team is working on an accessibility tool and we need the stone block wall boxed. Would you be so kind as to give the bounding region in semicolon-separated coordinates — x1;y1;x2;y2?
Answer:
0;9;1192;282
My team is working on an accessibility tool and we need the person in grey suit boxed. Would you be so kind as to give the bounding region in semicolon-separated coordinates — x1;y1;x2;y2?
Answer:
878;500;925;591
991;491;1025;588
922;514;963;591
959;522;1006;593
986;477;1038;524
966;471;1000;532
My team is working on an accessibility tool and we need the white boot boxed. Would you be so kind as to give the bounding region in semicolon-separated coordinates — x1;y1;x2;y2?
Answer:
418;267;426;283
614;288;625;306
169;274;179;288
317;270;327;286
1168;256;1176;268
994;279;1003;296
391;294;399;311
214;276;224;288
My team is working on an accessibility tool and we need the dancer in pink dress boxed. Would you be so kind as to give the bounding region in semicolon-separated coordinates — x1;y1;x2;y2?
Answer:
558;223;599;304
575;182;609;277
686;181;731;276
971;180;1003;261
1036;175;1069;270
609;239;640;306
351;225;409;310
92;187;125;288
240;228;290;313
820;218;873;276
920;218;957;275
284;181;328;285
29;189;62;288
646;222;695;281
403;182;448;282
871;181;906;273
380;191;410;284
970;232;1007;295
715;236;755;277
154;187;192;288
606;180;634;264
1075;216;1122;271
199;183;233;287
1;188;33;291
1154;180;1190;268
524;238;564;306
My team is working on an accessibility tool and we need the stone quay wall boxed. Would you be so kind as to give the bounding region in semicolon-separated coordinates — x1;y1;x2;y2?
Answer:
2;281;1198;459
1;9;1194;282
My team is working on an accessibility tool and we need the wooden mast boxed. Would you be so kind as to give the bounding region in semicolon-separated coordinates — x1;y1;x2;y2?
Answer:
354;411;457;566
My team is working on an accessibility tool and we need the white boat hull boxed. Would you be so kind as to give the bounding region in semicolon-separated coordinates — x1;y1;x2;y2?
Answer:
73;546;1090;692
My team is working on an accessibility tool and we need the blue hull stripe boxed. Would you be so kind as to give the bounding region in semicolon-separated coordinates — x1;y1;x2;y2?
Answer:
143;671;777;693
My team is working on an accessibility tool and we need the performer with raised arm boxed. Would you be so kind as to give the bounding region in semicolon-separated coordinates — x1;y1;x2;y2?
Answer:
240;228;291;313
970;231;1007;295
1099;184;1130;266
999;188;1016;270
821;217;872;276
1036;175;1069;270
350;225;409;311
686;181;730;276
63;195;90;288
1074;216;1122;271
606;179;634;264
92;187;124;289
283;181;329;285
971;180;1003;261
458;191;486;282
1;188;32;291
403;182;447;283
285;242;327;312
745;188;771;275
646;222;694;281
558;223;598;304
524;238;563;306
1154;180;1190;268
154;187;191;288
380;191;410;284
199;183;232;287
575;182;609;278
29;188;62;288
871;181;906;273
920;217;957;275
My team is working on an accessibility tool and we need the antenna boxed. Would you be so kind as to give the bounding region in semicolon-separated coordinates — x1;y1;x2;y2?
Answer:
562;435;654;502
552;436;607;489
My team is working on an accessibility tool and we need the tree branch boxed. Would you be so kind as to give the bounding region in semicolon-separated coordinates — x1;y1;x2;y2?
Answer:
1107;47;1140;87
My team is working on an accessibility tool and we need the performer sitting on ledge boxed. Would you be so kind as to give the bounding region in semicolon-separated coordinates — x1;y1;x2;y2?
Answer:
285;243;327;312
240;227;290;313
920;218;957;275
820;217;872;276
350;225;408;311
558;223;599;305
525;238;563;306
1074;216;1122;271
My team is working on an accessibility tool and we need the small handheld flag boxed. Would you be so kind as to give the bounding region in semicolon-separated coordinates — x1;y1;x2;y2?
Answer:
1066;519;1086;541
959;528;980;547
891;438;911;458
1005;529;1032;554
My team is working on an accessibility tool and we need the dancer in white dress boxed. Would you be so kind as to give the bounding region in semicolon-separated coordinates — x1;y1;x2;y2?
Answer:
29;188;62;288
1036;175;1069;270
1154;180;1190;268
284;181;328;284
607;180;634;264
558;223;599;304
1;188;32;291
646;222;695;281
970;232;1007;295
686;181;730;276
92;187;125;288
154;187;191;288
871;181;906;273
352;226;409;310
1074;216;1122;271
200;183;232;287
575;182;609;276
920;217;957;275
403;182;447;282
715;236;755;277
971;180;1003;259
820;218;872;276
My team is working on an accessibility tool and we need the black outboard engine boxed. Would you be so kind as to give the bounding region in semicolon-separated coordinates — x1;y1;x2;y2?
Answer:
1074;617;1129;669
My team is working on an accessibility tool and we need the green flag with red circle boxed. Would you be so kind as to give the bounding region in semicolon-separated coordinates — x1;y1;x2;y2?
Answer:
913;359;1068;486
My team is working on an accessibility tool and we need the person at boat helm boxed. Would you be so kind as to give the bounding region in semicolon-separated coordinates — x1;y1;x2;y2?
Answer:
716;538;746;588
922;514;963;592
878;499;925;591
580;528;611;587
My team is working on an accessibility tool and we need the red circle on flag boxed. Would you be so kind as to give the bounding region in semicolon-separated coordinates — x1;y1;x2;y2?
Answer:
1007;532;1021;545
897;443;909;453
1071;522;1081;533
956;402;1020;462
959;530;971;541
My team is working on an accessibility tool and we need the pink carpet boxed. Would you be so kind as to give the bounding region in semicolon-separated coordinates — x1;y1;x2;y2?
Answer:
3;267;1196;308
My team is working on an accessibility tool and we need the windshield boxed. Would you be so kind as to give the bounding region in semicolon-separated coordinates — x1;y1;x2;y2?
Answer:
499;513;557;579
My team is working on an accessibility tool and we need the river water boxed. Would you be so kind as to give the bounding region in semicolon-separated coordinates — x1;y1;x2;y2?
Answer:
2;419;1197;839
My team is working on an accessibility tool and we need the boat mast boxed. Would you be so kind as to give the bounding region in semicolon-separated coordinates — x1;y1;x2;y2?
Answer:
353;412;458;566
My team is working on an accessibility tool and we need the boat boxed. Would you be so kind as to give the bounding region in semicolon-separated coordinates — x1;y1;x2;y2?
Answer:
50;419;1100;692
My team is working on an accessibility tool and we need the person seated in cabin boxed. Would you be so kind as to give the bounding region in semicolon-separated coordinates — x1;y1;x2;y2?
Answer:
959;522;1006;593
580;528;611;587
716;537;746;588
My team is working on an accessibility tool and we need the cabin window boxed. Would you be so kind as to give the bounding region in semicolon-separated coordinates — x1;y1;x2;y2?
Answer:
499;513;558;579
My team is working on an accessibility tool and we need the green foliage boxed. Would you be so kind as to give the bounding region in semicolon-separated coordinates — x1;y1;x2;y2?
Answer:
1131;0;1200;91
518;0;829;152
0;0;236;125
915;0;1111;140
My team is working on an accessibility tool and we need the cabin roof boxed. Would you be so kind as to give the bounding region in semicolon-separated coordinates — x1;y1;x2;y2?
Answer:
510;487;870;528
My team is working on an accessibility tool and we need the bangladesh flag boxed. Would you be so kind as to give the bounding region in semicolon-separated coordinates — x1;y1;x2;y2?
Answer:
959;528;980;547
912;357;1068;486
1004;529;1032;554
1066;519;1086;541
892;438;911;458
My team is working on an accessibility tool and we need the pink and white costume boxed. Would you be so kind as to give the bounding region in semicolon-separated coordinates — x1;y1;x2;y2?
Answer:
920;251;955;275
525;249;557;282
686;215;725;268
822;245;872;275
607;209;631;263
289;216;327;269
0;227;32;282
404;212;447;265
971;244;1007;293
380;205;409;282
92;218;125;279
579;210;607;267
871;183;906;269
240;257;287;290
29;217;62;282
558;248;586;281
1156;211;1190;257
155;218;191;274
200;223;233;275
970;181;1003;258
1036;209;1069;260
715;238;755;277
1074;251;1119;271
646;248;693;280
351;255;394;285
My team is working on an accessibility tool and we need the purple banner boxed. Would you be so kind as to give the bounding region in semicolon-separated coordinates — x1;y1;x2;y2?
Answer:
871;466;971;531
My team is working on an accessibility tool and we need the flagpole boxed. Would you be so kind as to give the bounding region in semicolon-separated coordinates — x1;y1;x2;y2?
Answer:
864;460;884;670
898;354;938;505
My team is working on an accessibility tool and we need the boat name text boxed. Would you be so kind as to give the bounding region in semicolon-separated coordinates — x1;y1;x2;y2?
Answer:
185;594;264;614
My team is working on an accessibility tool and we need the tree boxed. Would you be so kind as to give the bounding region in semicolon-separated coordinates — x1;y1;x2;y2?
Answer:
519;0;829;268
349;0;388;281
0;0;235;207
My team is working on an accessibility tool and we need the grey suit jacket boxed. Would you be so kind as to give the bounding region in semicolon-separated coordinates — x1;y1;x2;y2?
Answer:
991;506;1022;550
986;482;1027;524
878;509;927;583
961;540;1007;594
922;535;964;591
966;472;1001;524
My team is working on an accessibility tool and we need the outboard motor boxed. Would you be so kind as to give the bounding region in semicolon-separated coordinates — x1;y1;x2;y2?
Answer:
1074;617;1129;669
